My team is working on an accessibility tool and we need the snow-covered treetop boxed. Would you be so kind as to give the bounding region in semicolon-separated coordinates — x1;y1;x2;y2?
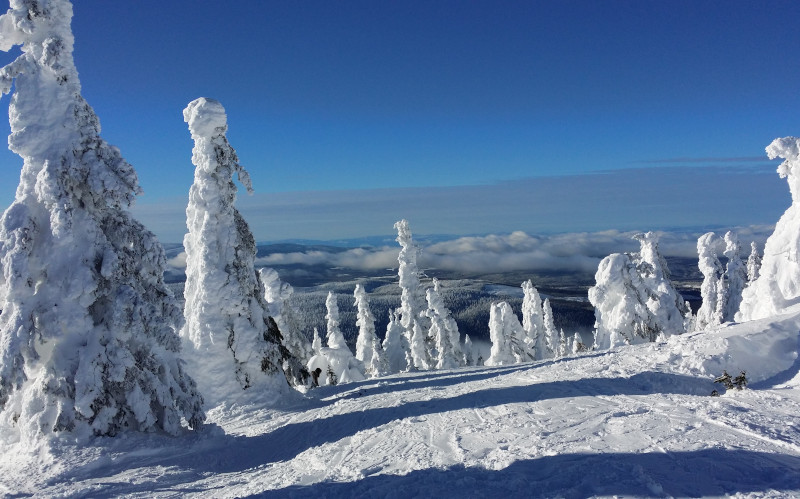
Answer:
634;231;669;280
767;136;800;202
183;97;252;194
0;0;140;212
183;97;228;140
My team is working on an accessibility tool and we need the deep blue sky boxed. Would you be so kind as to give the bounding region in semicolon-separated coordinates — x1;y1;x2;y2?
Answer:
0;0;798;241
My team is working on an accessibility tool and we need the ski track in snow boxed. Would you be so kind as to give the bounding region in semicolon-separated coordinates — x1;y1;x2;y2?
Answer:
4;315;800;497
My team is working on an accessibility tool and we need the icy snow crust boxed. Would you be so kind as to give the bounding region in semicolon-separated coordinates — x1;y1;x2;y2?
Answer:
3;310;800;497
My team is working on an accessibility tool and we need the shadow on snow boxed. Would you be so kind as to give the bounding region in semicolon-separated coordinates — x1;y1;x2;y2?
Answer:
59;369;717;493
252;448;800;498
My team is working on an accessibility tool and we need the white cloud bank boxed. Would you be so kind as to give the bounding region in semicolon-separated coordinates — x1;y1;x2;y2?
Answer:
167;226;775;275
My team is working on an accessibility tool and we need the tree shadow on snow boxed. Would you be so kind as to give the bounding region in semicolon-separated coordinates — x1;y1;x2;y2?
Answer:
250;448;800;498
310;352;614;406
64;370;713;484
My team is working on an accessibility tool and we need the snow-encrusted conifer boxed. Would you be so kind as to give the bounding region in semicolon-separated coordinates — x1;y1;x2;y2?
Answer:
739;137;800;320
485;302;524;366
306;292;364;385
590;232;691;348
312;328;322;355
521;280;545;360
696;232;723;330
354;284;384;376
260;268;312;365
721;231;747;323
542;298;558;359
558;328;568;358
426;279;462;369
634;232;692;334
572;332;584;355
589;253;656;349
182;98;299;404
382;309;411;373
463;334;475;366
746;241;762;284
0;0;204;438
394;220;432;369
325;292;348;350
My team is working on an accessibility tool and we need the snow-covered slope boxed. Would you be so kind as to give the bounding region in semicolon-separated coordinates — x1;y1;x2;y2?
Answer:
2;311;800;497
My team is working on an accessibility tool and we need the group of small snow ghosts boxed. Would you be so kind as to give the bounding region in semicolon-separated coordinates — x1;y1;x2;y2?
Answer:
303;222;480;387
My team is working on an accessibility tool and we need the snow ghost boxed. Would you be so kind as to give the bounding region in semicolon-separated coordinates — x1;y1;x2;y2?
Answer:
0;0;204;439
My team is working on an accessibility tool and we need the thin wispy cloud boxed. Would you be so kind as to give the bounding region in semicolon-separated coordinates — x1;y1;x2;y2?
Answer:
134;164;789;244
633;157;770;164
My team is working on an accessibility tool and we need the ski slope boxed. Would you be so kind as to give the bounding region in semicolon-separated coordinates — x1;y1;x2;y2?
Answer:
3;310;800;497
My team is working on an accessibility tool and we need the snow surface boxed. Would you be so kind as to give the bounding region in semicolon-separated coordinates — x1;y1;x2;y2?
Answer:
3;308;800;497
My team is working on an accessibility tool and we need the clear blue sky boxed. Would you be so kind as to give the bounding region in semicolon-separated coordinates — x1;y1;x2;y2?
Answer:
0;0;798;242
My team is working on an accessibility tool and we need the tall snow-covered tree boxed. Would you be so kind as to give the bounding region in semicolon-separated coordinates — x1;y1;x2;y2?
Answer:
325;292;348;350
542;298;558;359
260;268;312;365
354;284;384;376
739;137;800;321
634;232;692;334
382;309;411;373
312;328;322;355
463;334;475;366
521;280;544;360
394;220;432;369
181;97;302;404
721;231;747;322
485;302;524;366
695;232;723;330
0;0;204;438
746;241;762;285
425;278;463;369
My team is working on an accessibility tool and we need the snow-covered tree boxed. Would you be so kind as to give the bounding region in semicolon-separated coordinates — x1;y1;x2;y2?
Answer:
382;309;411;373
260;268;312;365
746;241;762;285
542;298;559;359
589;253;658;349
325;292;348;350
306;292;364;385
354;284;384;377
182;97;303;404
0;0;204;439
572;332;585;355
695;232;723;330
463;334;475;366
312;328;322;355
521;280;545;360
394;219;432;370
558;329;568;358
425;279;462;369
739;137;800;321
721;231;747;323
590;232;691;349
485;302;524;366
634;232;692;334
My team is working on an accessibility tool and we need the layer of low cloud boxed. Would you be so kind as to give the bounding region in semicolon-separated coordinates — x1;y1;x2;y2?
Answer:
168;226;775;275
